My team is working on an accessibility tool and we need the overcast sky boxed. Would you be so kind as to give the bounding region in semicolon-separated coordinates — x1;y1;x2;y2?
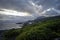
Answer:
0;0;60;20
0;0;60;30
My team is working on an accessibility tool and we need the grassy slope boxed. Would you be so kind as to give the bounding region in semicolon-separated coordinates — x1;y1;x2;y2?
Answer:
3;16;60;40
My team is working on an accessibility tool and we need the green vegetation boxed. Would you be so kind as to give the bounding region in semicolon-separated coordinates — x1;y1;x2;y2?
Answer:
2;29;22;40
3;16;60;40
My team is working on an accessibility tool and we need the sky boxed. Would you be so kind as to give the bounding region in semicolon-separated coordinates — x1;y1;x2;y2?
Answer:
0;0;60;20
0;0;60;30
0;0;60;21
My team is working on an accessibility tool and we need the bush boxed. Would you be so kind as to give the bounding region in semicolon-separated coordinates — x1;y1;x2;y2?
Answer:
16;19;60;40
3;29;21;40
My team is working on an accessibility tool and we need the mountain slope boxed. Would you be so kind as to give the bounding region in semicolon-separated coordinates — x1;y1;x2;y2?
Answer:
16;16;60;40
3;16;60;40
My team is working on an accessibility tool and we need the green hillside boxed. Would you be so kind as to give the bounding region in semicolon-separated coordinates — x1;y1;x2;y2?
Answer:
3;16;60;40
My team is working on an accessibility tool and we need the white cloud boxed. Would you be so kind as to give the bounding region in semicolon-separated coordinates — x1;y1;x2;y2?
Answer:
0;9;32;16
52;8;60;13
29;0;43;17
41;8;53;14
41;8;60;17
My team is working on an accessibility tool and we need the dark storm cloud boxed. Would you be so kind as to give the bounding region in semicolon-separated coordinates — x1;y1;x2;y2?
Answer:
0;0;35;13
0;0;28;11
33;0;60;9
0;0;59;12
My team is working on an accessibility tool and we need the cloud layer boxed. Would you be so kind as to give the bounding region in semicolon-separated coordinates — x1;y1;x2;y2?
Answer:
0;0;60;30
0;0;60;17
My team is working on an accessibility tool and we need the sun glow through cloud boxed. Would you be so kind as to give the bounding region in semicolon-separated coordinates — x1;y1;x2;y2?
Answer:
0;9;31;16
